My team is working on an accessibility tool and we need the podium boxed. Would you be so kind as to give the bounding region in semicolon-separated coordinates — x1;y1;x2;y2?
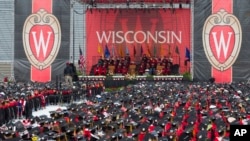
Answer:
129;64;136;75
156;66;164;75
108;65;115;75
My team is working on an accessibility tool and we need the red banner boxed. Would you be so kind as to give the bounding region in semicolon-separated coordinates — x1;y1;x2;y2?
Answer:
211;0;233;83
22;0;61;82
203;0;242;83
86;9;190;74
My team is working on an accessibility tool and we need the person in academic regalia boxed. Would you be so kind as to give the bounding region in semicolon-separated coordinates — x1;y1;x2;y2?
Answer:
0;101;5;125
100;64;107;76
116;63;123;74
114;57;120;68
109;57;115;66
141;54;148;64
39;92;46;109
9;98;18;120
94;64;101;76
98;58;104;66
33;90;40;111
83;123;91;140
138;128;146;141
162;62;171;75
122;66;128;76
138;64;145;75
124;55;131;68
24;97;33;119
161;56;168;64
149;57;157;75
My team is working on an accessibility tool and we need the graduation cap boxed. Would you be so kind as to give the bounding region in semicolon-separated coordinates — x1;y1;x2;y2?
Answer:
197;130;207;140
75;135;85;141
144;133;157;140
3;130;15;137
66;126;75;135
178;131;192;141
111;131;124;140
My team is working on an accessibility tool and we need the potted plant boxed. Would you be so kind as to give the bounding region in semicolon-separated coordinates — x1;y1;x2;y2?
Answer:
182;72;192;81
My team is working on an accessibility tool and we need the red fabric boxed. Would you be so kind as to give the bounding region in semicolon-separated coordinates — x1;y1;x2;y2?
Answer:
30;0;53;82
3;77;8;82
86;9;190;74
176;126;183;137
93;115;99;121
138;132;146;141
159;111;164;118
148;124;155;133
164;122;172;131
83;128;91;139
247;115;250;119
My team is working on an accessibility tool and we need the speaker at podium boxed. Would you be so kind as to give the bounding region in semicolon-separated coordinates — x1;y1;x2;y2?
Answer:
129;64;136;75
108;65;115;75
156;65;164;75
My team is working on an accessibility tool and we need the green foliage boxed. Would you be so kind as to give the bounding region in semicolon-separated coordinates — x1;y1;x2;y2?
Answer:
182;72;192;81
105;87;124;92
77;70;83;76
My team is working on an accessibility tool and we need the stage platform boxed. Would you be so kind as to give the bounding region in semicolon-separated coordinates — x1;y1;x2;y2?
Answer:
78;75;183;88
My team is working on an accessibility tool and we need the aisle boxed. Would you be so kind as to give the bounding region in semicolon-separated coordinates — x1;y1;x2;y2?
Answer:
32;105;67;118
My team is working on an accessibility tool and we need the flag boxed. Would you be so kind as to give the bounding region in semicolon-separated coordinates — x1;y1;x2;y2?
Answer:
104;44;110;58
175;45;179;55
125;46;129;55
140;45;143;55
147;44;151;57
185;47;190;61
168;44;171;55
97;43;103;57
153;45;157;57
119;44;125;57
185;47;190;66
133;45;136;57
78;47;85;72
111;44;115;57
159;44;163;56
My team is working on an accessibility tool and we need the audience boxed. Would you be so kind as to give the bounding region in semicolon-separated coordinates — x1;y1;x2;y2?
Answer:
0;80;249;140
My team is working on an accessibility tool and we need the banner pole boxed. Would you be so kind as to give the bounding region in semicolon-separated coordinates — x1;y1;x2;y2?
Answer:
72;3;75;65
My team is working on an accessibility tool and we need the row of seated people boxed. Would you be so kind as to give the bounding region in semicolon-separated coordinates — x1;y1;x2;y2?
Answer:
92;55;176;76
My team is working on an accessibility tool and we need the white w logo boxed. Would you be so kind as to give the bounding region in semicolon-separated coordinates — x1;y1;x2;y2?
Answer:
32;30;52;58
212;31;233;58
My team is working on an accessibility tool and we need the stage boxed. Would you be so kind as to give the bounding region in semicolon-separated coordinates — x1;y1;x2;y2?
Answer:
78;75;184;88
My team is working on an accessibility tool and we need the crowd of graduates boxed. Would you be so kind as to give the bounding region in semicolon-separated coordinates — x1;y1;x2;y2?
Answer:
0;79;250;140
92;54;178;76
0;81;105;140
